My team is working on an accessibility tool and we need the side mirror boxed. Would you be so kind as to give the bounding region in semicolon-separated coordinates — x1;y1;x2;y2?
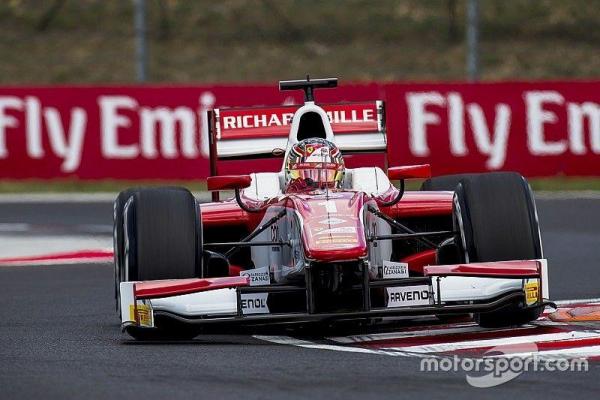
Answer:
207;175;252;191
387;164;431;180
207;175;264;213
379;164;431;207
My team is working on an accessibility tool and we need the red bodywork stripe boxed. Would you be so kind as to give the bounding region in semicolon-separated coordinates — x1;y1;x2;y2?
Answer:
424;260;540;278
0;249;113;266
401;249;437;274
135;276;249;299
199;191;454;231
228;265;243;276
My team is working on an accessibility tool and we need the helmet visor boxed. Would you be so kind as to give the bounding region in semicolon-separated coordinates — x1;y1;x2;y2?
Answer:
288;162;343;188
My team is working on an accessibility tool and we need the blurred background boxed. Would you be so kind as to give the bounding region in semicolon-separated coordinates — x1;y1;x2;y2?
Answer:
1;0;598;84
0;0;599;192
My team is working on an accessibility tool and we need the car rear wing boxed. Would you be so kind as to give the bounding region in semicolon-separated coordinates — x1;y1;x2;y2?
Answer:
207;101;386;176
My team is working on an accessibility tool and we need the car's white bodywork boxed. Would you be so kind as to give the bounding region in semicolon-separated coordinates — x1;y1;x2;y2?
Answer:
119;98;550;331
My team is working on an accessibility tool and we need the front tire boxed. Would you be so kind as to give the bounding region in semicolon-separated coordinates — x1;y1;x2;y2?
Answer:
451;172;544;328
114;189;141;315
124;188;202;281
116;187;203;340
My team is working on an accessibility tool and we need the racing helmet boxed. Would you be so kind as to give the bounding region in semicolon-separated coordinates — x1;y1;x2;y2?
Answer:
285;138;345;190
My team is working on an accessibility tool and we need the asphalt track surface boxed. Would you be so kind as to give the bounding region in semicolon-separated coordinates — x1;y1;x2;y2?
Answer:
1;197;599;399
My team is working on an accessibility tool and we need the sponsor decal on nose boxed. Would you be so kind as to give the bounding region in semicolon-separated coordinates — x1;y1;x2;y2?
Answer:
381;261;409;279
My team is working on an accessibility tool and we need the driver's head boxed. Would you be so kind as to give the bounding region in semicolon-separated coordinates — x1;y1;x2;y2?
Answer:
285;138;345;190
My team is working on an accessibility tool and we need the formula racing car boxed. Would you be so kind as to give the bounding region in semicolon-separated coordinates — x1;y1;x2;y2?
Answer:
114;77;551;340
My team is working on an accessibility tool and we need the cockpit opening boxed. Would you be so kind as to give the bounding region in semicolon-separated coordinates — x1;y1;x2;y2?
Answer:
297;111;327;141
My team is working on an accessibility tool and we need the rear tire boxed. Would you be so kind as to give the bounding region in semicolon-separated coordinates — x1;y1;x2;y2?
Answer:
116;187;203;340
451;172;544;328
420;174;477;191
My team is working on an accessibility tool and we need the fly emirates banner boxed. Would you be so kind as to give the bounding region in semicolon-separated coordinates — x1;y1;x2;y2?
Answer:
0;81;598;179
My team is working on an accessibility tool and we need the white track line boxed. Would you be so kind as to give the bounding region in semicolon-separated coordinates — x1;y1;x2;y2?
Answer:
0;257;113;267
256;299;600;359
555;298;600;306
0;223;31;232
329;299;600;344
0;223;112;234
256;334;600;360
0;237;112;259
253;336;420;357
381;331;600;354
0;193;118;203
328;324;533;344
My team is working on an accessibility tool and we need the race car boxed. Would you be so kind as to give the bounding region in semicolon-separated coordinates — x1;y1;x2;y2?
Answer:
114;77;552;340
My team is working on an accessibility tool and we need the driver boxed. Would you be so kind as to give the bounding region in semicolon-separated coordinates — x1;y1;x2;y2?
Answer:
284;138;345;192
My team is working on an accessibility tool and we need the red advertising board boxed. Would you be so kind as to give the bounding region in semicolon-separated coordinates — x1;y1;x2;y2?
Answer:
0;81;598;179
384;81;600;177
